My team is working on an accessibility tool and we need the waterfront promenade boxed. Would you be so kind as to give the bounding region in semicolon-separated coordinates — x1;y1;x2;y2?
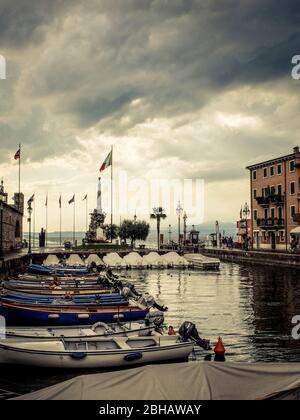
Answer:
202;247;300;269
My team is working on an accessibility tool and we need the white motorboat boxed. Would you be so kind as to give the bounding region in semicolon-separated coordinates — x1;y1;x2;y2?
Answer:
3;321;156;341
0;335;194;368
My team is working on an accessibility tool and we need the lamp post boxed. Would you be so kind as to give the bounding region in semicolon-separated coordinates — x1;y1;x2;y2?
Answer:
0;196;3;259
243;202;250;250
168;224;172;244
176;201;183;250
28;200;33;254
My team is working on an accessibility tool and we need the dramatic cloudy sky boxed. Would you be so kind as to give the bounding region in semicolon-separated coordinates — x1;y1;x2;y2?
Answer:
1;0;300;232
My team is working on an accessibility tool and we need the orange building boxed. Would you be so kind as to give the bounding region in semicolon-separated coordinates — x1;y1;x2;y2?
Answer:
247;146;300;251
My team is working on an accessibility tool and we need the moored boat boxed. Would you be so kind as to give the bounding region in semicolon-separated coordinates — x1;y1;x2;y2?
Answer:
0;300;149;326
0;335;194;368
3;321;157;341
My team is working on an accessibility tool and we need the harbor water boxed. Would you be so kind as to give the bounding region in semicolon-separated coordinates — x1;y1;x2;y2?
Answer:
1;261;300;396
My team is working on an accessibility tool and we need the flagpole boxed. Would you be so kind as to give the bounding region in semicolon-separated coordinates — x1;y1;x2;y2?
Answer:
86;195;88;233
33;192;35;249
18;143;21;196
111;145;113;242
73;194;76;246
45;194;48;248
59;194;62;247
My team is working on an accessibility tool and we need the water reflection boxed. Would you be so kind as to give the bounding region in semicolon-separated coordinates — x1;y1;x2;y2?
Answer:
1;262;300;395
126;263;300;362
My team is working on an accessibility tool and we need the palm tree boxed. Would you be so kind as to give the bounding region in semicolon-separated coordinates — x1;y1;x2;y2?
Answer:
150;207;167;251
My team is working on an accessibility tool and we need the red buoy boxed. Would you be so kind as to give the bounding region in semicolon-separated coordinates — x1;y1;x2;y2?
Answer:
214;337;225;355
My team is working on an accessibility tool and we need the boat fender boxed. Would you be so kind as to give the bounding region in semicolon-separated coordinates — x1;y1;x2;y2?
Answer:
48;314;60;319
91;321;110;332
124;352;143;362
70;352;87;360
113;314;125;319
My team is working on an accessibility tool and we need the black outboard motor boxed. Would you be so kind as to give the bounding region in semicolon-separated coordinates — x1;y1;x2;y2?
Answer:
145;310;165;330
179;321;211;351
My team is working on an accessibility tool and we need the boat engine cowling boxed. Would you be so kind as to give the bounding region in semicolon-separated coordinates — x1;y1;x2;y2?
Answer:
145;310;165;329
179;321;211;350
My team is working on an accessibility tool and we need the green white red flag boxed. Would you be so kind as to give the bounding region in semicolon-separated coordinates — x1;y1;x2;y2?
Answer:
100;150;112;172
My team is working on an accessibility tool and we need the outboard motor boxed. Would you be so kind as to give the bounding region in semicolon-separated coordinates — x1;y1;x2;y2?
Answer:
145;310;165;329
179;321;211;351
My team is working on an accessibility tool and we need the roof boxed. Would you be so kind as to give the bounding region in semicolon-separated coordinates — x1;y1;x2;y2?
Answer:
13;361;300;400
246;152;297;170
2;201;23;215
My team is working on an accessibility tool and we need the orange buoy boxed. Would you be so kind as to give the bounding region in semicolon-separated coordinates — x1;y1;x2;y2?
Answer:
214;336;225;355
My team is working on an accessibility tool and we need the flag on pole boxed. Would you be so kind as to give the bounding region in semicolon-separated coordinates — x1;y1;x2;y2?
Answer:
14;148;20;160
83;194;87;201
59;194;62;208
100;150;112;172
45;194;48;207
68;194;75;204
27;194;35;205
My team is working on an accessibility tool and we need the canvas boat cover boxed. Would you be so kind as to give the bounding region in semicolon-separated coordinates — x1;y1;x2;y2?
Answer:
85;254;103;265
142;252;166;267
13;361;300;400
162;252;189;266
123;252;143;266
43;255;60;266
103;252;126;267
65;254;85;266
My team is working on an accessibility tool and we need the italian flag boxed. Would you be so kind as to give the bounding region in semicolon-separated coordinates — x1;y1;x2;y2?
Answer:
100;150;112;172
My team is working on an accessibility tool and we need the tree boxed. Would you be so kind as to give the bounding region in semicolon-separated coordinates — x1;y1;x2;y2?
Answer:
118;219;150;247
103;224;119;241
150;207;167;250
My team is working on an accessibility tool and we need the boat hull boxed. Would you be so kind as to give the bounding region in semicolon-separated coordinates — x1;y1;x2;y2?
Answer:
0;302;148;326
0;340;193;368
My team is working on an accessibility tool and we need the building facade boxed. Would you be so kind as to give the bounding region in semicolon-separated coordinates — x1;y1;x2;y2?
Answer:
0;181;24;253
247;146;300;251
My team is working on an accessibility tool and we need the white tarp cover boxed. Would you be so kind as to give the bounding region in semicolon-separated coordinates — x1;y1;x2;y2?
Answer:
103;252;126;267
142;252;166;267
85;254;103;265
123;252;143;266
43;255;60;266
66;254;85;266
162;252;189;266
13;362;300;400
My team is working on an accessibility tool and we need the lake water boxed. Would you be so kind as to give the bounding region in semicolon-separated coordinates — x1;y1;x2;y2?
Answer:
1;262;300;397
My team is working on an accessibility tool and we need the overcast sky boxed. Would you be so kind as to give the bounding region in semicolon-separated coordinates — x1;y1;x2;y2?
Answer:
1;0;300;232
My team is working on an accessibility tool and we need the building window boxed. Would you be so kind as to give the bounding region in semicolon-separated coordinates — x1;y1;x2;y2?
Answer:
253;210;258;220
277;164;282;175
270;166;275;176
290;181;296;195
277;184;282;196
270;186;276;195
263;167;268;178
289;160;295;172
253;189;257;199
15;220;21;238
271;208;275;218
264;209;268;219
253;170;257;180
291;206;296;217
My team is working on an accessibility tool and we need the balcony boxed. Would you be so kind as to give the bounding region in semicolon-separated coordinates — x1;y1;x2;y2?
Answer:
293;213;300;223
255;194;284;207
256;217;285;229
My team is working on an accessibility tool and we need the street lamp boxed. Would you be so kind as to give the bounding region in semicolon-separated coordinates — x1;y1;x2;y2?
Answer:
27;200;33;254
176;201;183;249
242;202;251;250
168;224;172;244
0;193;3;259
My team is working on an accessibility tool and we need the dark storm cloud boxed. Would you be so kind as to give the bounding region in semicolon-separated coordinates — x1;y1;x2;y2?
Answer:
1;0;300;174
0;0;77;48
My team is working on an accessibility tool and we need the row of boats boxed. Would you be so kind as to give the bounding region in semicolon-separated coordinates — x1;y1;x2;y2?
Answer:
0;261;211;369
